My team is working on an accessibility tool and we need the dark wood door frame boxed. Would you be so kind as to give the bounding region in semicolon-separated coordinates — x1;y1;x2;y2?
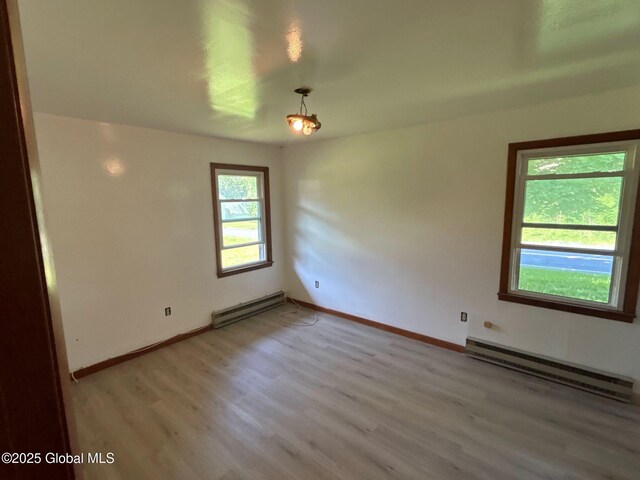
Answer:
0;1;76;478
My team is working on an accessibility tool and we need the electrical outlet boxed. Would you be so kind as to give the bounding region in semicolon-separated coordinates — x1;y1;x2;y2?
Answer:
165;307;172;316
315;281;319;288
460;312;467;322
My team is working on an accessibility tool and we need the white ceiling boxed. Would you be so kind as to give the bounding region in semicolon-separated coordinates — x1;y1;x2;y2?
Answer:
17;0;640;144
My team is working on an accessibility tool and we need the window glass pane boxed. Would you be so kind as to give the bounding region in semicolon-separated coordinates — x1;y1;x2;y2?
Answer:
218;174;258;200
222;220;260;247
523;177;622;226
521;228;616;251
220;201;260;220
517;248;612;303
527;153;625;176
221;244;263;269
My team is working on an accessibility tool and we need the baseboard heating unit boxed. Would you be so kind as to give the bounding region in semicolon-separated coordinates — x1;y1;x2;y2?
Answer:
212;291;285;329
465;337;634;403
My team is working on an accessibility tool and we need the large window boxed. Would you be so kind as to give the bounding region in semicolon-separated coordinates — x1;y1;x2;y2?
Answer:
210;163;272;277
499;131;640;322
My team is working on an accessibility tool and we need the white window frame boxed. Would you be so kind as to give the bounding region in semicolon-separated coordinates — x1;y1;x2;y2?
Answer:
508;140;640;311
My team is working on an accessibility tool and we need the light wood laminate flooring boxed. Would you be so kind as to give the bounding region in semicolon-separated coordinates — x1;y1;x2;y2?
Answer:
73;306;640;479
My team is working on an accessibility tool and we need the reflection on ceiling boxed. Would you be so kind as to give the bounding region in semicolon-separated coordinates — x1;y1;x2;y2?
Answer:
203;0;257;119
17;0;640;144
538;0;640;57
286;20;303;63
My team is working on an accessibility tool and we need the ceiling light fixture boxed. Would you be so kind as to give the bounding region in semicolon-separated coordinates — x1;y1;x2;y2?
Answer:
286;88;321;136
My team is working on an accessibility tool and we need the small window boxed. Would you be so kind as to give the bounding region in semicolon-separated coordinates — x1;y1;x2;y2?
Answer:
210;163;272;277
499;130;640;322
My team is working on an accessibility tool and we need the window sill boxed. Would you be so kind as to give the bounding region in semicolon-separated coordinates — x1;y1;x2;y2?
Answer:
217;261;273;278
497;292;635;323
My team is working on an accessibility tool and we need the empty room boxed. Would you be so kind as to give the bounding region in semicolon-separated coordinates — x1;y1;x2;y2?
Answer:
3;0;640;479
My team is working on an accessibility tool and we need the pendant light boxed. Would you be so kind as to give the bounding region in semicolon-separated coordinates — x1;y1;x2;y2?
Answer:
286;87;321;136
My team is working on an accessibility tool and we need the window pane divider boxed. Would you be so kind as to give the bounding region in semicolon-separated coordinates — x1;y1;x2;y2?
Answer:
516;243;618;256
524;171;625;181
521;222;618;232
221;240;263;250
221;217;261;223
219;198;261;203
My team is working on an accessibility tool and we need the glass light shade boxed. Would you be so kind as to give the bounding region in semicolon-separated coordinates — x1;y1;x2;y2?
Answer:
286;113;320;135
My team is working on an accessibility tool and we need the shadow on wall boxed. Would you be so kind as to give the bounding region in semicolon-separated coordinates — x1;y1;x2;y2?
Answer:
286;132;503;326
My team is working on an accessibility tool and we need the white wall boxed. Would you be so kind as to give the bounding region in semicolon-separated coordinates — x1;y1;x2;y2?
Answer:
35;113;285;371
36;85;640;391
282;85;640;391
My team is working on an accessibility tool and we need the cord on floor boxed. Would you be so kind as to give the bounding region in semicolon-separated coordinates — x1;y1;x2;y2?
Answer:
279;297;320;327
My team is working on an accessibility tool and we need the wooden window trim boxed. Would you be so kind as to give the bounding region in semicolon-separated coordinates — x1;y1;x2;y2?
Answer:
498;129;640;323
210;163;273;278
